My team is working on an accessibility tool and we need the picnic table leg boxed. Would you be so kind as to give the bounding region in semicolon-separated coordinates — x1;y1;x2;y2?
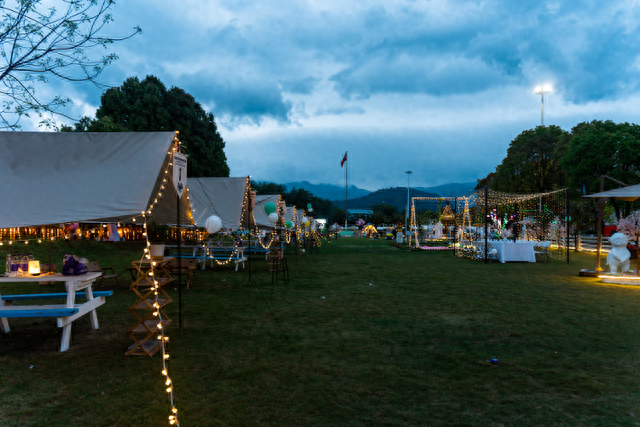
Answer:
0;293;10;333
84;285;99;330
60;286;76;352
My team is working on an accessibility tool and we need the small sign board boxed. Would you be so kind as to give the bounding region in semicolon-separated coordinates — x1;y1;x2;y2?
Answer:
173;152;187;198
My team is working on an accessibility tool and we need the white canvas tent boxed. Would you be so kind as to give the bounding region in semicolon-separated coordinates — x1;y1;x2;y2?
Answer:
284;206;296;224
583;183;640;272
0;132;193;228
187;177;250;230
583;184;640;202
252;194;282;229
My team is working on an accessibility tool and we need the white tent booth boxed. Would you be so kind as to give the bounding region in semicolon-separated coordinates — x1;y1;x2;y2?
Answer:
583;183;640;280
284;206;297;225
187;177;251;231
0;131;193;354
0;131;194;229
252;194;283;230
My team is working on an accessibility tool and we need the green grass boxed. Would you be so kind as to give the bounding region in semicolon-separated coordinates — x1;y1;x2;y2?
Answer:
1;238;640;426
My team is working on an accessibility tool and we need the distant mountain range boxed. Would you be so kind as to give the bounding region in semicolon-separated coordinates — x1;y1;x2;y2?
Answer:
332;187;441;212
282;180;477;202
415;182;477;197
283;181;371;200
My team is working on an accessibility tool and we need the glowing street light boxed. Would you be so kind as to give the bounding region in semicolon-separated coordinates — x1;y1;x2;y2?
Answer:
534;85;552;126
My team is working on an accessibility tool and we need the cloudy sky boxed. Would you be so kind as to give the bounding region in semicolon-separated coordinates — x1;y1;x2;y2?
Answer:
16;0;640;191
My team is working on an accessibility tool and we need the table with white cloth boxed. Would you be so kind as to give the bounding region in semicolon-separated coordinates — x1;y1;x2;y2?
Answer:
489;241;537;263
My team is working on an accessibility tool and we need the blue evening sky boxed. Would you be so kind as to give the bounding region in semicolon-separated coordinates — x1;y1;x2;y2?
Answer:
19;0;640;191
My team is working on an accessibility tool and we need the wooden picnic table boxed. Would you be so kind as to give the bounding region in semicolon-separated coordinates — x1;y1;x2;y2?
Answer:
168;244;248;271
0;272;108;352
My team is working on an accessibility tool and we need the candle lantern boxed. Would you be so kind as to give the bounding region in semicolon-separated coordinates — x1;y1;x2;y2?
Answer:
28;260;41;276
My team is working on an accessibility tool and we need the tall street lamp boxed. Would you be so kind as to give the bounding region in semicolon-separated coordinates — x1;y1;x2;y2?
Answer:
534;85;552;126
405;170;412;238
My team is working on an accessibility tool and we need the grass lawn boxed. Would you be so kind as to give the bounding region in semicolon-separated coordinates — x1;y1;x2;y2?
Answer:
1;238;640;426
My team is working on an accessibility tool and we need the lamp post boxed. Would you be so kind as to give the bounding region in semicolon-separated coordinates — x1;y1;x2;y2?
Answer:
405;170;412;240
534;85;552;126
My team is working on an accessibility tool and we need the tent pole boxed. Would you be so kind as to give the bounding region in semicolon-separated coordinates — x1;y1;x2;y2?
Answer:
178;194;182;336
484;186;488;264
566;190;570;264
248;176;252;287
453;198;457;257
596;177;605;272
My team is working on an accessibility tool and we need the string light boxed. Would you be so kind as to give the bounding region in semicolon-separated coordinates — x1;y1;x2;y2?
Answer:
409;189;569;259
123;134;182;426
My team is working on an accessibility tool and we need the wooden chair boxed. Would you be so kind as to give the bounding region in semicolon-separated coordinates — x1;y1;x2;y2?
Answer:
269;248;289;284
86;260;121;287
168;258;197;289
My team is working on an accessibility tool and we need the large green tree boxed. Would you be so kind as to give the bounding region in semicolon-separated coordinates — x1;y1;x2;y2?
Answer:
560;120;640;194
559;120;640;221
491;125;568;192
250;181;287;195
63;75;230;177
371;203;403;225
0;0;140;129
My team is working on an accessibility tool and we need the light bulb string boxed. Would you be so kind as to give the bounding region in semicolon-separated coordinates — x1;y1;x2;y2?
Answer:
142;215;180;426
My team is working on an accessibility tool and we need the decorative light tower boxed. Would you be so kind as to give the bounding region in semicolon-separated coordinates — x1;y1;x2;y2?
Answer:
534;85;552;126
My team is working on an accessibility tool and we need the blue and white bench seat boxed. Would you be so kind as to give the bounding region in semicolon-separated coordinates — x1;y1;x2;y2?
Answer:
0;272;109;352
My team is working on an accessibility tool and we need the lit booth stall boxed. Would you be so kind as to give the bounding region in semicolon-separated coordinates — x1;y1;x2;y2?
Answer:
0;131;193;353
183;177;252;270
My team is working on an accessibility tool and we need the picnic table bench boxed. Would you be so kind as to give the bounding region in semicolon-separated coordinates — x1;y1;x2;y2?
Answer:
0;291;114;318
169;252;247;271
0;272;111;352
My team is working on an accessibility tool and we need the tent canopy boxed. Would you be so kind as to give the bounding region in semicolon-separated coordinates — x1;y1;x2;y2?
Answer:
0;131;193;228
583;184;640;202
187;177;250;230
252;194;282;229
284;206;295;223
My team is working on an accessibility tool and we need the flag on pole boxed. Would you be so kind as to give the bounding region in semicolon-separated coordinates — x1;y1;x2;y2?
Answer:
341;152;347;167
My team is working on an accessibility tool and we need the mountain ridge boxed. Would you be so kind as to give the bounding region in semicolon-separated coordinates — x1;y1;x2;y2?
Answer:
332;187;441;212
283;181;371;200
282;180;477;201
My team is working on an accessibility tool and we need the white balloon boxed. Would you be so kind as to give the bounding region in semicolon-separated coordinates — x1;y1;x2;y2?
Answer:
301;216;308;224
205;215;223;233
268;212;279;224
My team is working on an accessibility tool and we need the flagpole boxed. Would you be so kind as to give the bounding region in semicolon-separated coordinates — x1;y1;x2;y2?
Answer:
345;151;348;229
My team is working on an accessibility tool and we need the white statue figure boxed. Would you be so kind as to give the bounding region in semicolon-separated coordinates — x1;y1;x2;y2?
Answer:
607;232;631;274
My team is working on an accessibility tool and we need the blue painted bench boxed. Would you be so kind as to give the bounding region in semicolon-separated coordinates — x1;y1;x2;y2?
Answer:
170;253;247;271
1;291;113;303
0;291;113;319
245;247;270;260
0;306;80;318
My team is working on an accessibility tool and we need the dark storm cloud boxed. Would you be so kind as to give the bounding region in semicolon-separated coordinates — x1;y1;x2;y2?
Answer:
34;0;640;191
179;72;293;125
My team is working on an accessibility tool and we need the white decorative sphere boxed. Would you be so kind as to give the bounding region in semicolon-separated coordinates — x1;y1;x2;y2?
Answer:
301;216;308;224
268;213;279;224
205;215;223;234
